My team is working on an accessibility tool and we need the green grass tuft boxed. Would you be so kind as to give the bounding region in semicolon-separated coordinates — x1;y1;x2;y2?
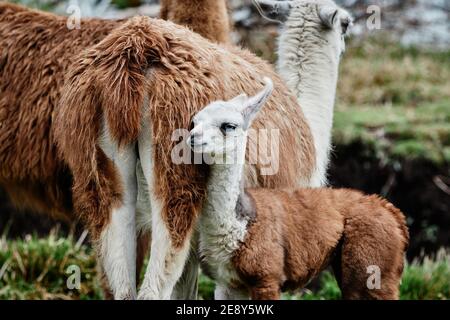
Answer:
333;101;450;164
0;231;102;300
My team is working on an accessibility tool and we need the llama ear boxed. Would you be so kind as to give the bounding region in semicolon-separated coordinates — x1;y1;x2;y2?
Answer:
319;6;353;34
241;77;274;129
339;9;353;35
318;5;339;29
256;0;293;16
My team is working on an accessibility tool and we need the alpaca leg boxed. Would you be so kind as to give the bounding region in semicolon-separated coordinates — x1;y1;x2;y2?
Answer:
136;121;191;299
135;158;152;285
98;127;137;299
97;263;114;300
337;211;405;300
215;284;249;300
137;198;191;299
338;250;401;300
171;234;200;300
250;281;280;300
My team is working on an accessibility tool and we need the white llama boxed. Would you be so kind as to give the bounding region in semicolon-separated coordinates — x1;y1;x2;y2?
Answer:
258;0;353;186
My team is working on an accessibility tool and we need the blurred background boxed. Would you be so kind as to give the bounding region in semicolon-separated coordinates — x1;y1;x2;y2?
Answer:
0;0;449;299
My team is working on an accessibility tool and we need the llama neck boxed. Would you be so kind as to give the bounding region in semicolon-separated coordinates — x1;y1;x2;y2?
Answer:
201;140;248;237
277;20;340;186
160;0;230;44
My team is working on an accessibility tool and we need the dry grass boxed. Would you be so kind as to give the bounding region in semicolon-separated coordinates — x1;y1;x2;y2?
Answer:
338;37;450;106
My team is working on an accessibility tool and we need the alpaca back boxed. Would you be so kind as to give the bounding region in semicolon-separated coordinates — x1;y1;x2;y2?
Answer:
234;188;344;288
0;4;316;242
56;16;316;245
236;187;408;293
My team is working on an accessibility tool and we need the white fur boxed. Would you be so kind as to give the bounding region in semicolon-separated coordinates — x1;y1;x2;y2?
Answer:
215;284;250;300
170;238;201;300
274;0;351;186
198;141;249;286
136;119;191;300
135;158;152;234
98;121;137;299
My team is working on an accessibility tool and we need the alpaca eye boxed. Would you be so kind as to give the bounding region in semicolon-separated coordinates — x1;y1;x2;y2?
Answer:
220;123;237;135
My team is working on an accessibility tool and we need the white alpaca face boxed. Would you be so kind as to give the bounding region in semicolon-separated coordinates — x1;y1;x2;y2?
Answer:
188;98;248;155
188;78;274;156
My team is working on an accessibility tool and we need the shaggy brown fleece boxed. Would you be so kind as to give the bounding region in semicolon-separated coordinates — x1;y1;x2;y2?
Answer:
56;16;315;247
231;188;409;300
1;3;314;249
0;2;121;221
159;0;231;44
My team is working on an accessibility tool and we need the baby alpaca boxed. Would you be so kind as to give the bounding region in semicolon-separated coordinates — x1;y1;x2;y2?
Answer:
188;79;409;300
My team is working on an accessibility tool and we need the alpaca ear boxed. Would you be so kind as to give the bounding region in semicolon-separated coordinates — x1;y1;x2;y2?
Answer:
339;9;353;35
318;5;339;29
319;6;353;34
256;0;293;16
241;77;274;129
229;93;248;106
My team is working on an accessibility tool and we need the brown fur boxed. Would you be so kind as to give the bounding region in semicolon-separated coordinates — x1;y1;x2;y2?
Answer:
0;2;122;224
1;3;314;251
55;16;314;248
159;0;231;44
232;188;409;300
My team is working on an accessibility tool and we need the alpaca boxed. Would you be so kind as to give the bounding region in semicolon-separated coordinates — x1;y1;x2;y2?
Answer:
189;79;409;300
258;0;353;186
1;3;316;299
159;0;231;44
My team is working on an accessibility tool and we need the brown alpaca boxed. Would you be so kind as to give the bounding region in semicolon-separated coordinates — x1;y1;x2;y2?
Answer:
159;0;231;43
190;84;409;300
237;188;409;300
0;3;314;299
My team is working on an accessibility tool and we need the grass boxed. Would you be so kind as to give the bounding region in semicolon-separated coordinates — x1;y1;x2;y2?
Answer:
250;33;450;164
333;100;450;164
0;230;102;300
0;232;448;300
330;37;450;164
338;36;450;107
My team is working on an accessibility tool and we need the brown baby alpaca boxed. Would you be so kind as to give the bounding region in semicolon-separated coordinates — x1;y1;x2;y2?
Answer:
232;188;409;300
